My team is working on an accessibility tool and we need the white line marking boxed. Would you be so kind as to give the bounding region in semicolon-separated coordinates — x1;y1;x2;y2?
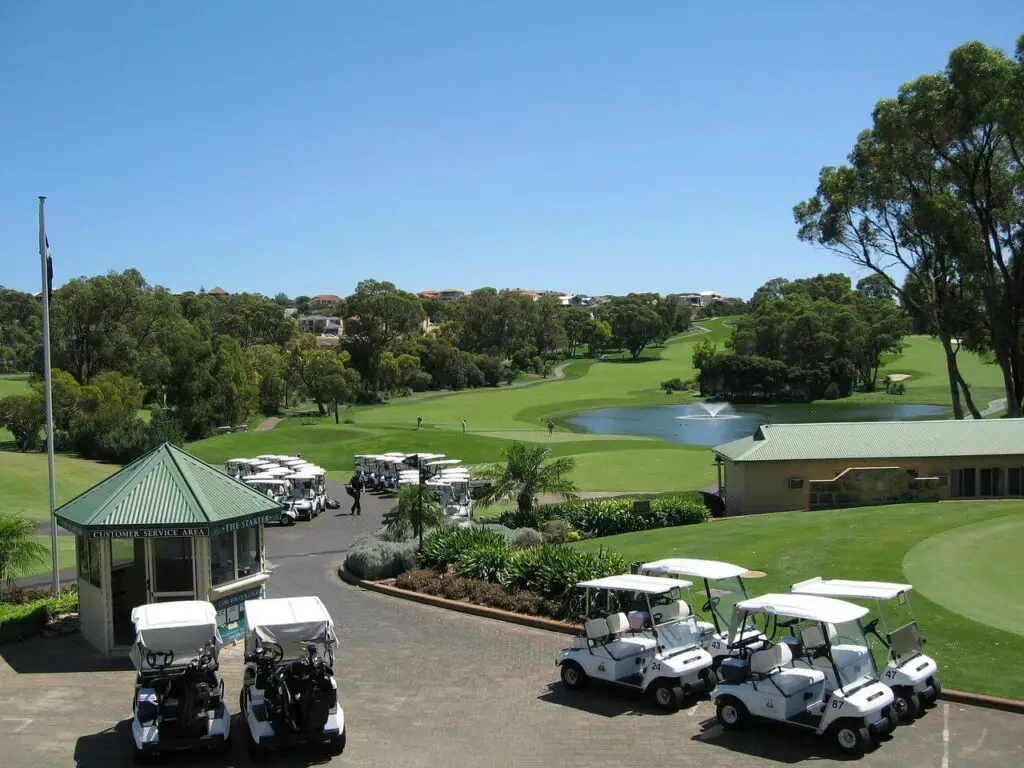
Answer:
941;702;950;768
2;717;33;732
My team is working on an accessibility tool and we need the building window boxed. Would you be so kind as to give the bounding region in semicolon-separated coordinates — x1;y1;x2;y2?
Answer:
951;468;976;498
211;526;263;587
788;478;804;490
1008;467;1023;496
76;535;102;588
979;468;1002;497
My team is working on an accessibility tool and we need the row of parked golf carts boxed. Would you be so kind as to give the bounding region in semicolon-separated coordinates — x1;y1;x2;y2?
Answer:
555;559;940;756
354;452;490;524
224;456;332;525
130;596;344;763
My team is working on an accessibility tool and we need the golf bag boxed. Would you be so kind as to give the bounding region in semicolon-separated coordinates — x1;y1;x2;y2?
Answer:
148;651;221;739
262;646;336;735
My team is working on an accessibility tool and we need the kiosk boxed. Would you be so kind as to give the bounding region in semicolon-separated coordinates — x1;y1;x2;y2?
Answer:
55;442;282;655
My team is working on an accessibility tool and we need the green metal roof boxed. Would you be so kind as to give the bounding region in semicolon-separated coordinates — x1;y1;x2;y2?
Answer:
712;418;1024;463
56;442;282;536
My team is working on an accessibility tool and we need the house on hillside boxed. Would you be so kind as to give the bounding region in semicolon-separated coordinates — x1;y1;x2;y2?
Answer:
681;291;722;308
298;314;343;337
310;294;341;310
207;286;229;297
711;418;1024;516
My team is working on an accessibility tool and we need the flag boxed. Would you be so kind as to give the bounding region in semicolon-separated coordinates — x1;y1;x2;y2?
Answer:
45;236;53;301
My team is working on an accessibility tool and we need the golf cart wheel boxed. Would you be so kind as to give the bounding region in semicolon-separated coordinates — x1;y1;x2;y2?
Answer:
560;661;587;690
247;730;264;761
926;678;942;707
699;665;718;692
328;729;346;755
650;679;684;712
893;690;921;724
218;735;233;755
132;745;148;765
715;696;749;730
833;721;871;756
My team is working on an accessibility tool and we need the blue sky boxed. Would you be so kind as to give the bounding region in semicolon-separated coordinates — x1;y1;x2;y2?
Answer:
1;2;1020;300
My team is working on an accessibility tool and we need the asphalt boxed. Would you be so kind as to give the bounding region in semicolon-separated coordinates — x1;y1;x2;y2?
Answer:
1;480;1022;767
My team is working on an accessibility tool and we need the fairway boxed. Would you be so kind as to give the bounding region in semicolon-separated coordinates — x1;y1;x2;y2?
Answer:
18;536;78;580
577;500;1024;699
0;451;119;522
903;514;1024;638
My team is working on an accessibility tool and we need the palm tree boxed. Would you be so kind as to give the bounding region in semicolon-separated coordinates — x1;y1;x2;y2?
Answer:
478;442;579;518
382;484;444;541
0;512;49;589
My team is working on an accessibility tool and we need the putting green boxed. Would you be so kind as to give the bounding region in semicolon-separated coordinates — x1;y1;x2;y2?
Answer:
903;513;1024;638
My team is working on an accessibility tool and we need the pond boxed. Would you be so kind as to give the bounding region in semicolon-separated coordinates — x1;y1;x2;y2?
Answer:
566;402;950;447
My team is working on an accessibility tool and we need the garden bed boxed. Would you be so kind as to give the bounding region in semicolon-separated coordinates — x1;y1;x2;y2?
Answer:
0;586;79;644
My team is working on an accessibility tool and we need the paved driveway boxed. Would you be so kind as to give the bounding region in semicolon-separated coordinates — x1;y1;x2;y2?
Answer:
1;482;1021;767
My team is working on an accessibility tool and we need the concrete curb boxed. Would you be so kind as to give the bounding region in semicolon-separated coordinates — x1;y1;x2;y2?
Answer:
338;567;1024;715
337;567;576;635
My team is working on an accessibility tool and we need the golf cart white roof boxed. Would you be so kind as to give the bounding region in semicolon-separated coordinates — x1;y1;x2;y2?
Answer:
130;601;221;667
791;577;913;601
578;574;694;594
736;593;868;623
246;476;286;485
244;596;337;647
427;459;462;466
642;558;748;580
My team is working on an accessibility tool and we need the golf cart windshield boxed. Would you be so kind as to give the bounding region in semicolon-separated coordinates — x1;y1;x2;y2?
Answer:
700;576;750;634
129;601;222;672
826;619;879;688
647;595;701;652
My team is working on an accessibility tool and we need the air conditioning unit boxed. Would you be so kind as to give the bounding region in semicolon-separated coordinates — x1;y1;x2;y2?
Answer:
788;477;804;490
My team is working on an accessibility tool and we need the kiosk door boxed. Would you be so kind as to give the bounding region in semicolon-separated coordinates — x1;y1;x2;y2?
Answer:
146;538;197;603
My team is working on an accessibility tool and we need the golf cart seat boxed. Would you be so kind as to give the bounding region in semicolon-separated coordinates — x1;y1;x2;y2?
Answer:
593;613;657;658
652;600;690;624
750;643;825;696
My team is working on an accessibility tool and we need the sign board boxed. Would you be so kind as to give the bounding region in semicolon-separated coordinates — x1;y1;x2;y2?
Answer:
212;584;265;644
80;512;280;540
632;499;651;514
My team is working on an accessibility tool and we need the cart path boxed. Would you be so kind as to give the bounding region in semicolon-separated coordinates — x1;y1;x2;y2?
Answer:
255;416;283;431
980;397;1008;417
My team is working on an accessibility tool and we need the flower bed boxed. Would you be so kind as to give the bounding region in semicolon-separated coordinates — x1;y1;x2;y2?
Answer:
497;494;709;537
395;569;555;617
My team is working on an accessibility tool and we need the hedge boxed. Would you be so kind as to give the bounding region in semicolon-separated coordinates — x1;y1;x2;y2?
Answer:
0;587;79;644
345;534;418;580
498;495;709;537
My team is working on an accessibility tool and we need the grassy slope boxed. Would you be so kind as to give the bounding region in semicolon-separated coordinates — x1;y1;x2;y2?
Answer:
16;536;79;579
0;374;30;442
577;500;1024;698
0;450;118;522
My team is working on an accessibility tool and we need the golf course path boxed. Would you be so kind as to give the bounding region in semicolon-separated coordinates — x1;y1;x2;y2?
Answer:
980;397;1008;417
255;416;283;431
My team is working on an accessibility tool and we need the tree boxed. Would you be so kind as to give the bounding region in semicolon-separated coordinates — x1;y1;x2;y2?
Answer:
0;392;44;451
247;344;287;414
562;306;591;358
210;337;258;427
606;300;663;359
290;335;359;413
0;512;49;588
794;37;1024;417
342;280;425;393
581;318;614;357
381;484;444;541
477;442;579;517
856;274;895;301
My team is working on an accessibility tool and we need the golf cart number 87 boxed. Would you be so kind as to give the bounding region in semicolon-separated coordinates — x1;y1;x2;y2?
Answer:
830;699;844;710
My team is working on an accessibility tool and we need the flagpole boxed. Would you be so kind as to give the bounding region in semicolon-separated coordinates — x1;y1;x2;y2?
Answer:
38;196;60;595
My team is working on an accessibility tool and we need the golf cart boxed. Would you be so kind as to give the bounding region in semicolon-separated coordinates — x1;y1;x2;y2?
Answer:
556;574;715;711
224;458;249;478
283;473;321;520
711;593;896;756
790;577;940;722
293;464;327;506
244;476;296;525
240;596;345;758
129;601;230;763
640;558;766;667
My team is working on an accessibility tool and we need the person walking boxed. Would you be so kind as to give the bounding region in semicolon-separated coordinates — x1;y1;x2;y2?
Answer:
461;418;467;434
547;419;555;436
347;471;364;516
416;415;423;431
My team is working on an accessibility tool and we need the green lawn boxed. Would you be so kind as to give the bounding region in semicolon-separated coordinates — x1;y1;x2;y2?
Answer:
14;535;79;580
0;450;119;522
577;500;1024;699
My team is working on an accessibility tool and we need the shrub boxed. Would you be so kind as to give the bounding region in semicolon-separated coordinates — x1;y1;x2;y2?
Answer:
509;527;543;549
496;507;545;530
395;569;443;593
540;519;579;544
0;586;78;643
823;381;841;400
498;495;708;537
418;525;508;571
503;544;629;614
394;570;547;616
661;377;690;393
345;534;417;580
456;540;512;582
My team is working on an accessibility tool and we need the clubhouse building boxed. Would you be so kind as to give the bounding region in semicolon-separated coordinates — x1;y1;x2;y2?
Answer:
711;418;1024;516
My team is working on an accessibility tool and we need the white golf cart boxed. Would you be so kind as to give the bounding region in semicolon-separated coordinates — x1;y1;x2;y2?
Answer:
293;464;327;508
711;593;896;756
224;458;249;478
240;596;345;759
283;473;322;519
244;474;296;525
556;574;714;711
791;577;940;722
129;601;231;763
640;558;767;667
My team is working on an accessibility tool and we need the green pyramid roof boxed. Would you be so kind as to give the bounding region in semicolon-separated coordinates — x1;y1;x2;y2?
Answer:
56;442;282;537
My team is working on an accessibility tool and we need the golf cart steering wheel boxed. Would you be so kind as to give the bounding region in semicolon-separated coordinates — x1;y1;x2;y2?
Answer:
146;650;174;669
264;641;284;663
702;597;719;614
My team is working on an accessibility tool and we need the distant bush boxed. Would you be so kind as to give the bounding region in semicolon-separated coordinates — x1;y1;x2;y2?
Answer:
395;569;553;617
498;495;709;537
823;382;841;400
541;519;579;544
661;377;691;393
0;586;78;643
344;534;417;580
509;527;543;549
418;526;509;571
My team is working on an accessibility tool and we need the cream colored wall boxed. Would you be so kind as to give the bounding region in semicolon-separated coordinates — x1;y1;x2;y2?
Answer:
79;542;111;654
723;461;747;515
726;455;1024;515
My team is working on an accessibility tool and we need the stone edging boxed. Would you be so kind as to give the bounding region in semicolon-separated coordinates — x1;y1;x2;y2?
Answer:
337;567;576;635
338;566;1024;716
